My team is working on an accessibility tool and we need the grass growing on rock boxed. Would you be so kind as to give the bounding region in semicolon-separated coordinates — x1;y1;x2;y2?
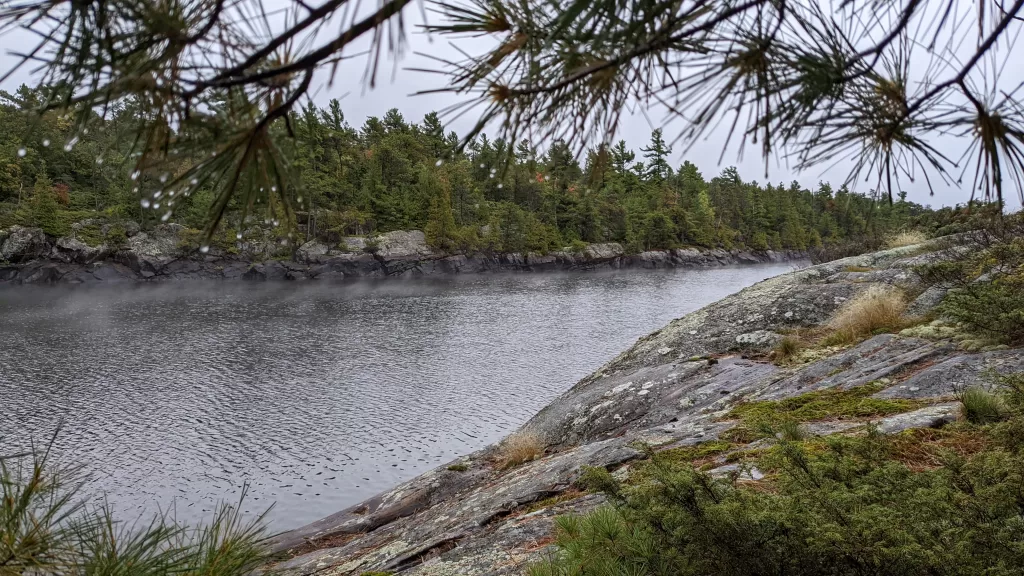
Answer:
494;431;545;470
885;230;929;249
958;388;1008;424
769;336;803;364
823;286;909;346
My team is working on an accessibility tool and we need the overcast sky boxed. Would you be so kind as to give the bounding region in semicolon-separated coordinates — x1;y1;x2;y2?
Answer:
1;1;1021;210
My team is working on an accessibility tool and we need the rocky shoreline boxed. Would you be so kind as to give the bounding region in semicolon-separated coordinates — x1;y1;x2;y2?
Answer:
257;238;1024;576
0;225;805;284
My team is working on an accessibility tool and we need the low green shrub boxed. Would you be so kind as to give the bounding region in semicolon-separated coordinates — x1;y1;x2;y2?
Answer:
939;266;1024;345
916;219;1024;346
566;239;588;253
533;380;1024;576
105;223;129;250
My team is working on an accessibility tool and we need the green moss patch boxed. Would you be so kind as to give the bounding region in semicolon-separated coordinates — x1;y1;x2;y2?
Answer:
723;383;928;441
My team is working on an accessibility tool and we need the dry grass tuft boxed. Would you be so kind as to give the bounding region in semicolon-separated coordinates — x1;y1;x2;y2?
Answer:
824;286;908;345
771;336;803;363
494;431;545;470
885;230;929;249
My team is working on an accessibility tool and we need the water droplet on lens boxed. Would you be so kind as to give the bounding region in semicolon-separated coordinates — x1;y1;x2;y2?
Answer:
199;245;210;254
17;148;26;157
140;199;151;208
42;139;50;147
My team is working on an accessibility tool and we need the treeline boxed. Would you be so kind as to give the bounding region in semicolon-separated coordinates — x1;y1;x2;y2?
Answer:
0;85;977;254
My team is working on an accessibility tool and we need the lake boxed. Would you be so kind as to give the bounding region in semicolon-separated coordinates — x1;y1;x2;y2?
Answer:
0;263;796;530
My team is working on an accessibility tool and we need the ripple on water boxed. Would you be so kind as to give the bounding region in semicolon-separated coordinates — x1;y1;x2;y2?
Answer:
0;264;794;529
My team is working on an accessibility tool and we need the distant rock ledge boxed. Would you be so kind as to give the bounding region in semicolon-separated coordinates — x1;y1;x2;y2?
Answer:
0;225;805;284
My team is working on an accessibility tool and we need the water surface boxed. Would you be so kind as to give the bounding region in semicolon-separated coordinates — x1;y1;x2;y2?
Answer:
0;264;794;530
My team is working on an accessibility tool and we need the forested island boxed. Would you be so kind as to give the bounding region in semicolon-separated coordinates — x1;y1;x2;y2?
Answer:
0;86;983;273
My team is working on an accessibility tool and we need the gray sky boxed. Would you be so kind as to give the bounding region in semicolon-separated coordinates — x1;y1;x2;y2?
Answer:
2;1;1021;209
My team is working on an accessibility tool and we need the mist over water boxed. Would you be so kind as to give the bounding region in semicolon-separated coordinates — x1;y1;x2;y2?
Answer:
1;264;794;530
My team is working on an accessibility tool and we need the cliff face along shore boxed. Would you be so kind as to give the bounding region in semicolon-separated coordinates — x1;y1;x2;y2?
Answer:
262;239;1024;576
0;225;804;284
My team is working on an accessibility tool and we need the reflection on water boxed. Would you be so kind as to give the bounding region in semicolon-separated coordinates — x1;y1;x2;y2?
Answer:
0;264;794;529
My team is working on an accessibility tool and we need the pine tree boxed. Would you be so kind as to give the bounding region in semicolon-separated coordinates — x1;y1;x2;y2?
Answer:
641;129;672;182
688;190;717;247
610;141;635;174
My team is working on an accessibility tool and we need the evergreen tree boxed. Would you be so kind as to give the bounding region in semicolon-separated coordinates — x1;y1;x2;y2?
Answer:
610;141;635;174
424;171;457;251
640;129;672;182
688;190;717;247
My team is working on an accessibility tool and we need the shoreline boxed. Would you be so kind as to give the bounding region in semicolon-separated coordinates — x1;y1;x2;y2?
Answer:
0;226;807;284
